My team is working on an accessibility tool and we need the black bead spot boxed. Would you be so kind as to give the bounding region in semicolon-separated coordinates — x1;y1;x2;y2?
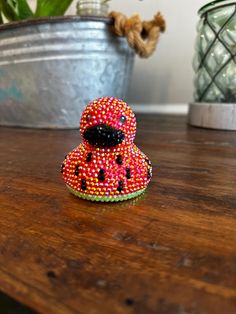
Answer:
98;169;105;182
81;179;87;191
86;114;92;122
119;115;127;124
86;152;93;162
147;169;152;179
74;165;80;176
145;158;152;167
65;154;68;159
117;180;124;192
116;155;123;165
60;163;65;173
126;168;131;179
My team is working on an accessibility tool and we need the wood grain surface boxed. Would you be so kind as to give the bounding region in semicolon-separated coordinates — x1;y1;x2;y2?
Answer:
0;115;236;314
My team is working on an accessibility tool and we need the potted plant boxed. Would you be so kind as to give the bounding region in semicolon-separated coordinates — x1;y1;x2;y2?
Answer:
0;0;164;129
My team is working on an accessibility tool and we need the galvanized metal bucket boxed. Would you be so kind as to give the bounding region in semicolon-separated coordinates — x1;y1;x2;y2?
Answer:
0;16;135;129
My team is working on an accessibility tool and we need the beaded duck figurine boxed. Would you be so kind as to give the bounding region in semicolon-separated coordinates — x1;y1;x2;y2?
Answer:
61;97;152;202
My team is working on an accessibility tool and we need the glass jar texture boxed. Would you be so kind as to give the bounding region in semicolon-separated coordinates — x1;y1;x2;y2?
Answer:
77;0;109;17
194;0;236;103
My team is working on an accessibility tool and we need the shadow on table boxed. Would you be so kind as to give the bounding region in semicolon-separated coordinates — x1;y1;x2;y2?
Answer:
0;292;36;314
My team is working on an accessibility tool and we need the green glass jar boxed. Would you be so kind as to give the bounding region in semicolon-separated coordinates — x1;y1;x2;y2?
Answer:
193;0;236;103
77;0;109;17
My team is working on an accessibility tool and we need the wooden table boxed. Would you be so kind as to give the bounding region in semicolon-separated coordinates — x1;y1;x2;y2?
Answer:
0;115;236;314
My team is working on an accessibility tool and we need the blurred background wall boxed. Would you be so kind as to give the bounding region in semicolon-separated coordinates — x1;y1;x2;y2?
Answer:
30;0;208;106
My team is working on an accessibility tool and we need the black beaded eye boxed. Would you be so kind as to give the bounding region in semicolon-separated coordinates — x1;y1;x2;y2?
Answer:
119;115;126;124
86;114;92;122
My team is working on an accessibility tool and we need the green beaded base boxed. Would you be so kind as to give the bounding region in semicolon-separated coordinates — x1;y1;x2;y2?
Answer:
67;185;146;202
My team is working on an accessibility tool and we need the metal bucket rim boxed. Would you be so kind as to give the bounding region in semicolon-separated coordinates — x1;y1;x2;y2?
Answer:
0;15;113;32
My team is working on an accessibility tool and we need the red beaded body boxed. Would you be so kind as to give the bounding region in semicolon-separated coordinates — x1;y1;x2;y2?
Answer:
62;97;152;202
